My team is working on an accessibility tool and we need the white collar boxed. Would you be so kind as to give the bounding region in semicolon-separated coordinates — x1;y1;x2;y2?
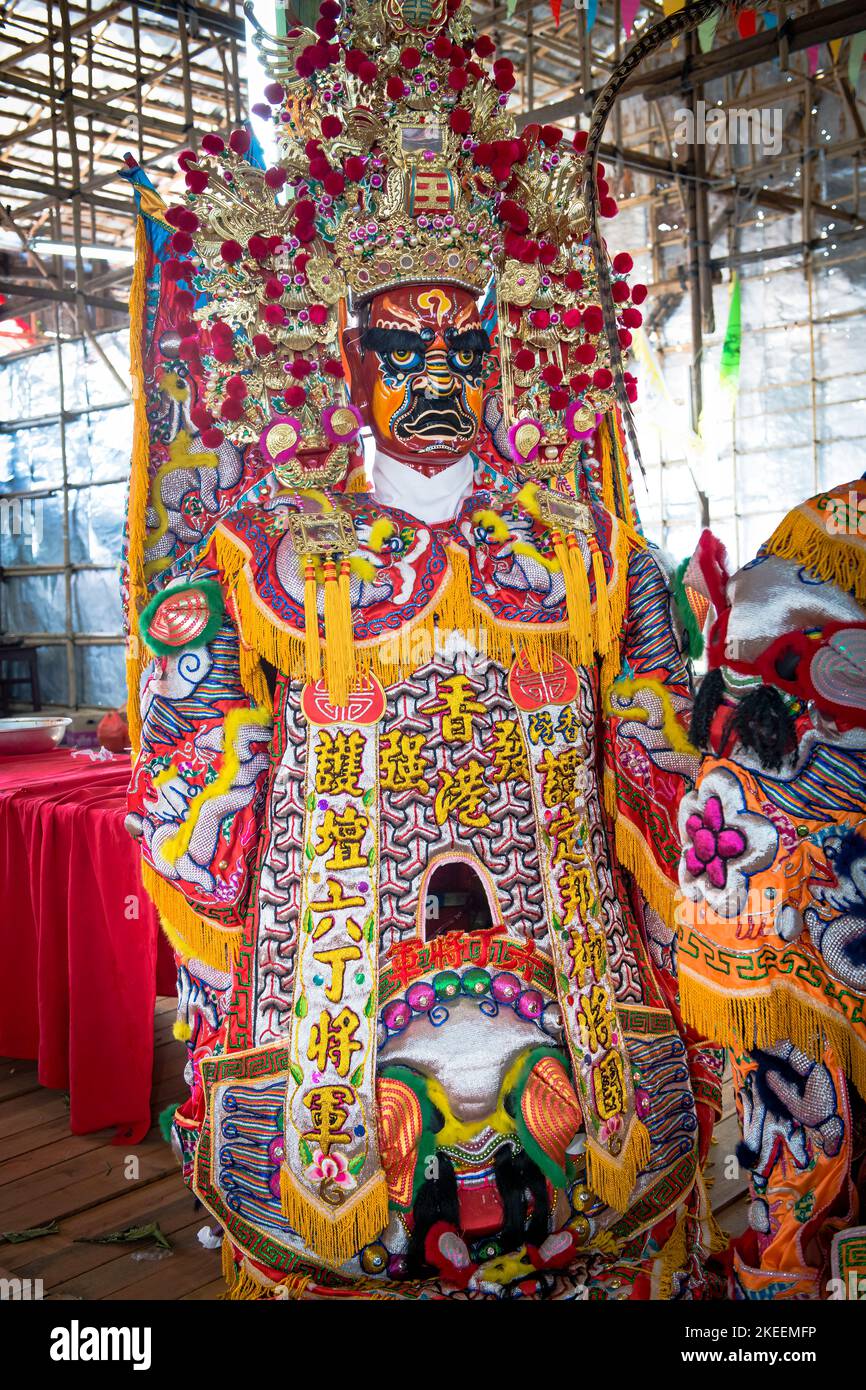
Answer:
370;448;474;525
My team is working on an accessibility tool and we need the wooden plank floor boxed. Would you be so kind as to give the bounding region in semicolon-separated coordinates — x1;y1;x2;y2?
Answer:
0;1003;750;1299
0;999;223;1301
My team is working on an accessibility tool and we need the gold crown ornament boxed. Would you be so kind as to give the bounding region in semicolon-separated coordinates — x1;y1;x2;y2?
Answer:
160;0;647;484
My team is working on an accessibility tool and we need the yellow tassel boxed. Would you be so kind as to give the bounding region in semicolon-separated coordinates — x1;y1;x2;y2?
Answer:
612;410;637;532
280;1164;389;1269
561;533;593;665
585;1116;651;1213
677;969;866;1103
302;554;322;683
590;538;613;655
173;1019;192;1042
322;557;353;706
599;417;617;517
141;860;241;970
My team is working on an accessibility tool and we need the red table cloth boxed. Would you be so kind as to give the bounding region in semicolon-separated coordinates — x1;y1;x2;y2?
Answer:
0;748;175;1143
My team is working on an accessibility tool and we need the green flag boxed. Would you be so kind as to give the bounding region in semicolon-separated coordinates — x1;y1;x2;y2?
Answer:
720;273;741;396
698;12;720;53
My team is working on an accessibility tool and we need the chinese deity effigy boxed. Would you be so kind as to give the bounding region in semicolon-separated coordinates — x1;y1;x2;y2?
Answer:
122;0;741;1300
681;489;866;1300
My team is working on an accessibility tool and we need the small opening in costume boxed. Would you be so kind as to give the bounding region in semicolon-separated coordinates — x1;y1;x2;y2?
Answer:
424;859;494;938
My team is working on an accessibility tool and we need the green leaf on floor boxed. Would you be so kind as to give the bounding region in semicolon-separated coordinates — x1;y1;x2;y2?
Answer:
0;1220;60;1244
75;1221;172;1251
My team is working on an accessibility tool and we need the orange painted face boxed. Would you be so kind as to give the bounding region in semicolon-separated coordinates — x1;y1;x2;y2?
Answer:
347;285;490;470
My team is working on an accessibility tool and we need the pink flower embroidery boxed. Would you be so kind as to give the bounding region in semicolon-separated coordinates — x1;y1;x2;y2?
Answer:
684;795;746;889
678;768;779;918
307;1149;356;1190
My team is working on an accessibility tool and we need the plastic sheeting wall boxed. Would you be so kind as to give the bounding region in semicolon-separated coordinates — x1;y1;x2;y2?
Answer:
0;329;131;710
625;203;866;571
613;74;866;575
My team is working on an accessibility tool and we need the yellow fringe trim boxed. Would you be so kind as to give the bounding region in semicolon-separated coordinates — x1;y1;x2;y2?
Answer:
605;676;698;756
615;814;678;924
161;705;272;865
141;860;240;971
280;1164;389;1269
125;214;151;756
125;630;147;758
238;644;273;711
765;503;866;606
221;1242;312;1301
216;519;632;696
345;469;369;493
600;644;623;701
655;1207;689;1302
678;969;866;1102
693;1167;729;1257
585;1115;651;1213
222;1234;235;1286
603;765;618;821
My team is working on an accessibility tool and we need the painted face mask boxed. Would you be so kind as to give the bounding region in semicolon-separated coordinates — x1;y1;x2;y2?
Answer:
351;285;490;469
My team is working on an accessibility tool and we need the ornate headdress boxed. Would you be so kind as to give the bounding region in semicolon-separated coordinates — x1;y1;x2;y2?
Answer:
161;0;646;485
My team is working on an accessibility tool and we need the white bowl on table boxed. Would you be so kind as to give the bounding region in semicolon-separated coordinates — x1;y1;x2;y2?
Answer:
0;716;72;755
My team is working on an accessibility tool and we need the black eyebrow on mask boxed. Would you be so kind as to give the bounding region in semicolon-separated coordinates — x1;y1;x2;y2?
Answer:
444;327;491;354
360;327;428;356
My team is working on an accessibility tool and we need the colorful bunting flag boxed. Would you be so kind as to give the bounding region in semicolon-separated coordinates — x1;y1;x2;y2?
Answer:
621;0;641;38
807;45;820;76
850;32;866;90
698;12;720;53
663;0;685;47
720;273;741;398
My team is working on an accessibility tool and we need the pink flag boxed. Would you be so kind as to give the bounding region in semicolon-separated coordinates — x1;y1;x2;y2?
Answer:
807;44;819;76
622;0;641;37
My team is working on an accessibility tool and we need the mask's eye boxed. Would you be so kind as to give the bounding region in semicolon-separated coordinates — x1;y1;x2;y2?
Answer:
448;348;481;375
384;348;423;372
